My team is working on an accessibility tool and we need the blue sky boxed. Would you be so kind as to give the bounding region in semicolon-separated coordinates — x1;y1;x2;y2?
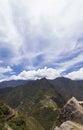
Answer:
0;0;83;81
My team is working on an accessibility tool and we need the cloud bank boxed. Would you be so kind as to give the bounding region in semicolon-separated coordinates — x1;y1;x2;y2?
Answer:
0;0;83;81
9;67;62;80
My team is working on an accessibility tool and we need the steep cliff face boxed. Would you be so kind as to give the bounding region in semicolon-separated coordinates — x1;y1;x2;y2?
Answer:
54;97;83;130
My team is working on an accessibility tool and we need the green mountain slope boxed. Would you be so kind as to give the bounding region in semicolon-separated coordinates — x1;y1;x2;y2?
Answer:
49;77;83;101
0;101;45;130
0;78;64;130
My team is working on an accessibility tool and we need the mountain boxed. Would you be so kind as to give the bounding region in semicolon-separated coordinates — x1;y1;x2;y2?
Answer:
0;77;83;130
49;77;83;101
0;78;64;130
1;77;83;101
0;80;29;88
54;97;83;130
1;77;83;102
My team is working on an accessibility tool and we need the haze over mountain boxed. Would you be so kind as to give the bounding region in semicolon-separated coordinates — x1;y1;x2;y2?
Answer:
0;80;29;88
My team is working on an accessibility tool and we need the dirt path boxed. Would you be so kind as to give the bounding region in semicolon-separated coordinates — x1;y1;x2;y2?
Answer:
4;108;18;130
4;123;13;130
6;106;18;120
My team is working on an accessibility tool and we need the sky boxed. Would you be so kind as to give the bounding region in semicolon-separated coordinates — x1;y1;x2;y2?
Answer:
0;0;83;81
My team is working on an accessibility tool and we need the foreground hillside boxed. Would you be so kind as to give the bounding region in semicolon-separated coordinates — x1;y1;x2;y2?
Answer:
0;97;83;130
0;101;46;130
0;101;28;130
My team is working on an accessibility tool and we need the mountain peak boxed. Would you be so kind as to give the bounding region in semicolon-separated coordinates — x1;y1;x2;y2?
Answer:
40;77;48;81
55;77;72;82
35;77;49;85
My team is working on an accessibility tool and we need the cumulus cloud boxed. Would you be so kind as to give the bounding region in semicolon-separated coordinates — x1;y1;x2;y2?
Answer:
65;68;83;80
0;66;13;82
9;67;62;80
0;0;83;80
0;66;13;74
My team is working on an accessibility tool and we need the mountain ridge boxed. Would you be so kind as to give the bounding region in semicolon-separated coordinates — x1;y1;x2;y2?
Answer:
0;80;29;88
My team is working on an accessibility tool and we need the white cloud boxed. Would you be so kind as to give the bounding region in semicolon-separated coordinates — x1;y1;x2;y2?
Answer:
0;66;13;82
58;53;83;71
9;67;62;81
65;68;83;80
0;60;3;63
0;66;13;74
0;0;20;43
0;0;83;80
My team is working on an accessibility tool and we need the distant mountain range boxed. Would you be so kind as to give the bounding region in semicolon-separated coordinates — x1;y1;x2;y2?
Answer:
0;77;83;109
0;77;83;130
0;80;29;88
0;77;83;101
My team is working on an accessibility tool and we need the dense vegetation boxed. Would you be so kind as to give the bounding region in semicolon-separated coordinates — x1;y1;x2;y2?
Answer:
0;101;45;130
0;100;59;130
0;101;10;130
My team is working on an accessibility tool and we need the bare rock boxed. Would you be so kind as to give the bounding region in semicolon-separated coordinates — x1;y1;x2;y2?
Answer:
58;97;83;125
54;121;83;130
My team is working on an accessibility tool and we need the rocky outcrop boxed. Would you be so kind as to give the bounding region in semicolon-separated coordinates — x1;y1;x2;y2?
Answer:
58;97;83;125
79;101;83;107
54;97;83;130
54;121;83;130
